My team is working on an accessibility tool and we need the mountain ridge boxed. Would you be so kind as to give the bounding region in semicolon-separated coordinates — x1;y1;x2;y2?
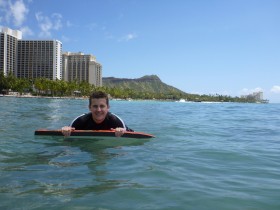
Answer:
102;75;186;94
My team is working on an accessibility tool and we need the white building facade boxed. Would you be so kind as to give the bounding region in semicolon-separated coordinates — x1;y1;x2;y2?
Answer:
0;27;22;76
17;40;62;80
62;52;102;86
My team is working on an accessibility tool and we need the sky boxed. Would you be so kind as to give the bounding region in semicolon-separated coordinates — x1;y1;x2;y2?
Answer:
0;0;280;102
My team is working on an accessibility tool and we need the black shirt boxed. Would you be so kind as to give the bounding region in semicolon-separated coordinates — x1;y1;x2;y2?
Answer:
70;112;133;131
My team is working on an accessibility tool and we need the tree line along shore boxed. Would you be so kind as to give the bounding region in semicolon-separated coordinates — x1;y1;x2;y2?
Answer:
0;73;262;103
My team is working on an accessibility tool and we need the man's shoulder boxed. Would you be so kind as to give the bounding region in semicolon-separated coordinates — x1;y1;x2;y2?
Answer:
107;112;119;119
106;112;124;124
71;113;92;128
72;113;91;123
78;113;92;120
106;112;131;130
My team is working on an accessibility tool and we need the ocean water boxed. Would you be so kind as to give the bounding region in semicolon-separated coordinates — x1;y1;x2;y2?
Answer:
0;97;279;210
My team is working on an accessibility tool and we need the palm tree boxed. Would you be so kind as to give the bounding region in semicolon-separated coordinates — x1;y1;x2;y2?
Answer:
0;72;8;93
13;78;30;95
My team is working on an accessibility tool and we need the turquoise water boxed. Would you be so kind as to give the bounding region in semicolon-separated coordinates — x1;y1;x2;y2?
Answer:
0;97;280;210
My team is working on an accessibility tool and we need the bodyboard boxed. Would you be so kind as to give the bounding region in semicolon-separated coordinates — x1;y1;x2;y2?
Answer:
34;129;155;139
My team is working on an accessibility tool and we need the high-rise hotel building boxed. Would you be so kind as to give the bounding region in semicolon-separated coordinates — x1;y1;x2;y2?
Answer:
0;27;22;76
17;40;62;80
0;27;102;86
62;52;102;86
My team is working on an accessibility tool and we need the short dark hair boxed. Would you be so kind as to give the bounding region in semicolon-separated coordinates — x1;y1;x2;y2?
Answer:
89;91;109;106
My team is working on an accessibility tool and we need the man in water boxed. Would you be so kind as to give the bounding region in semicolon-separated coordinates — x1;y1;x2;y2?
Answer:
62;91;133;137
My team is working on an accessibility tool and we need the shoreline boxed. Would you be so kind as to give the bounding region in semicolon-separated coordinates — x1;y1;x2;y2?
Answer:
0;94;184;103
0;94;271;104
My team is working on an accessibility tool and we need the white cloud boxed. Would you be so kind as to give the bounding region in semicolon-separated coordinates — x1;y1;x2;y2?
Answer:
51;13;62;30
20;26;33;36
0;0;11;24
118;33;138;42
0;0;30;29
270;85;280;94
9;0;28;26
35;12;63;38
126;33;137;40
36;12;52;37
240;87;263;95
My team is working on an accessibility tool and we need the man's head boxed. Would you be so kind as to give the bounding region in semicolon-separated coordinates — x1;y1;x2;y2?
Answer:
89;91;110;124
89;91;109;106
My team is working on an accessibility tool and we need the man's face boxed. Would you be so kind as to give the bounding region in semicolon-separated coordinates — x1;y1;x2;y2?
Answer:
89;98;109;124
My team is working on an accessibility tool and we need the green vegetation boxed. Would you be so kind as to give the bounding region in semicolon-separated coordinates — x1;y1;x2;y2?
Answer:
102;75;258;103
0;72;258;103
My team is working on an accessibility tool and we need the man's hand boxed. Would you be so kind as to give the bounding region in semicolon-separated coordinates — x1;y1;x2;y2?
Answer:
114;127;125;137
61;126;75;137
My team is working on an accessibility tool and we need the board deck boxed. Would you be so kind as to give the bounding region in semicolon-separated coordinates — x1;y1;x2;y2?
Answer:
34;129;155;139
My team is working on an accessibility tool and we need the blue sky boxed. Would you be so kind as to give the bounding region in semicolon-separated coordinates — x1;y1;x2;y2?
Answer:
1;0;280;102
